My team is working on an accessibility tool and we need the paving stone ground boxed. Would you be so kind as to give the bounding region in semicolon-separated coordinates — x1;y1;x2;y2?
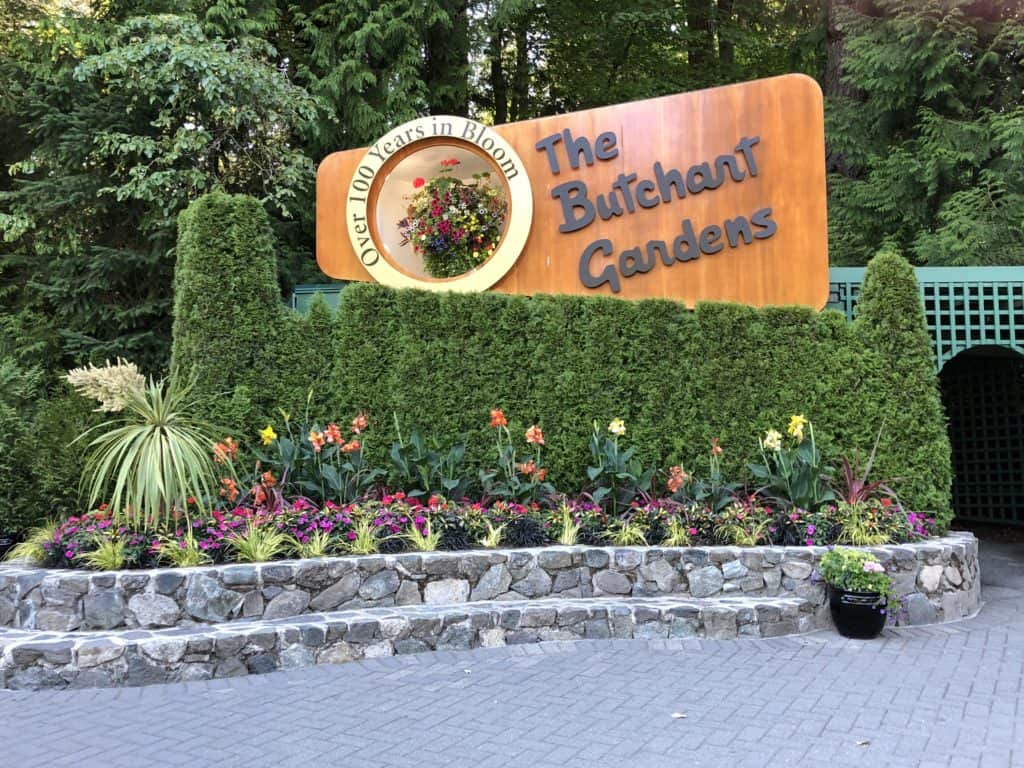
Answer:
1;540;1021;768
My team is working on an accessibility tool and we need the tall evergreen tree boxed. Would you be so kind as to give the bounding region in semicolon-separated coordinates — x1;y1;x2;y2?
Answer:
827;0;1024;266
0;13;316;373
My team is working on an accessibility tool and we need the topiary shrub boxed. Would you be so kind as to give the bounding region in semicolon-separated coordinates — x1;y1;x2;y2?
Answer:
170;191;283;427
852;247;952;527
171;192;952;526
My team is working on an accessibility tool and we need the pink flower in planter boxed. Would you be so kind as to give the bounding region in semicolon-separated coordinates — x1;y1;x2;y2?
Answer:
862;561;885;574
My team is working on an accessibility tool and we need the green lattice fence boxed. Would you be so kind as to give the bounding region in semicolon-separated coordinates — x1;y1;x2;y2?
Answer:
828;267;1024;371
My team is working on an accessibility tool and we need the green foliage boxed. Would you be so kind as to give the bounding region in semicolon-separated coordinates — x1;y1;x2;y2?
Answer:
289;529;333;559
818;547;899;612
834;500;903;546
401;516;443;552
254;414;385;505
3;520;58;564
0;385;101;534
227;521;289;563
714;501;771;546
158;529;213;567
75;538;127;571
827;0;1024;266
0;13;317;374
853;248;952;526
748;418;836;511
171;190;288;426
80;377;225;528
173;195;952;524
388;419;472;501
585;420;655;513
478;419;554;504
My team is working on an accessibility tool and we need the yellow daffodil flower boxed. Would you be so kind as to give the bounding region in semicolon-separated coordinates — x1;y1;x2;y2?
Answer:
787;414;808;442
762;429;783;452
259;425;278;446
608;418;626;437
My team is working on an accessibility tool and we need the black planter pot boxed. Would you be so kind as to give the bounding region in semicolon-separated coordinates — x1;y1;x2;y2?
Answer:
828;586;887;639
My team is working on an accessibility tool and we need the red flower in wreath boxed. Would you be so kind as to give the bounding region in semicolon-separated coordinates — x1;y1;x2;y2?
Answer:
413;177;425;188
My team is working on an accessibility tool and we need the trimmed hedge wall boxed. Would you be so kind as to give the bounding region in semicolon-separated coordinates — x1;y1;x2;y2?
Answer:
171;192;953;526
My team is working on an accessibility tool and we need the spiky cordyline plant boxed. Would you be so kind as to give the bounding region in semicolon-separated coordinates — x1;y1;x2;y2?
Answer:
79;376;227;528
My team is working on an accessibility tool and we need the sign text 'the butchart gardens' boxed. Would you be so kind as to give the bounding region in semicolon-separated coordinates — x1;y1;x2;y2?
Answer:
316;74;828;308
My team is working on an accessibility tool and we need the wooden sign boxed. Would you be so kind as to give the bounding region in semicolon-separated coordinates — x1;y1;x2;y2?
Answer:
317;74;829;308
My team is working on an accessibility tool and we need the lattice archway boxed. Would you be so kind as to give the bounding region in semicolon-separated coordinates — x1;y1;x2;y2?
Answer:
940;346;1024;525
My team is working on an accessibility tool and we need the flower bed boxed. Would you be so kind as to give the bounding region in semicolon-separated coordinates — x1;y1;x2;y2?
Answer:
0;534;980;633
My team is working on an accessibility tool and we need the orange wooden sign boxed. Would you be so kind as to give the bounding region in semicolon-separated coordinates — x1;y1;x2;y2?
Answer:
317;74;829;308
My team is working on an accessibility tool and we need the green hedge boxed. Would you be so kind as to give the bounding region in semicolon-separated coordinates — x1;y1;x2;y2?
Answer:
171;192;953;526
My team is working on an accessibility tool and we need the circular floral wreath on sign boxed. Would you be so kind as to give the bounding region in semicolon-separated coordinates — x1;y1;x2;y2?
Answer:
345;116;532;293
398;158;508;279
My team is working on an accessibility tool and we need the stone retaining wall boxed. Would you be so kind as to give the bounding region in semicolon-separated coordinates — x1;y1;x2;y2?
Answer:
0;596;821;689
0;533;979;631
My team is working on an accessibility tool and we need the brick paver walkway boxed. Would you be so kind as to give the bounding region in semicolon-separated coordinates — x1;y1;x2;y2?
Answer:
2;540;1022;768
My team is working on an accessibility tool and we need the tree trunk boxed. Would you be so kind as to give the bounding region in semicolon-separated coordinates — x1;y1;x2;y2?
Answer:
717;0;734;71
510;18;529;121
825;0;880;173
687;0;715;77
489;28;507;125
424;0;470;116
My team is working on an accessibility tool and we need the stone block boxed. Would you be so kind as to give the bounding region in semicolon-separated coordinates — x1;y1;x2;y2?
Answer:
77;640;125;668
394;638;430;654
263;589;311;620
511;567;552;598
318;643;357;664
582;549;609;569
83;589;126;630
242;591;264;618
358;570;400;600
593;570;632;595
780;560;813;580
310;573;361;611
583;619;611;639
537;549;573;570
247;653;279;674
142;638;187;665
424;578;470;605
260;564;294;584
722;560;748;580
396;580;422;606
614;549;643;570
185;576;243;623
154;572;185;595
221;567;257;587
638;559;678;592
687;566;723;598
470;564;511;601
903;593;937;626
944;566;963;587
129;593;180;628
436;622;473;650
918;564;943;594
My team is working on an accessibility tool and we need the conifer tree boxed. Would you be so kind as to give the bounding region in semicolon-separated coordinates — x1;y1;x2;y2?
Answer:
827;0;1024;266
